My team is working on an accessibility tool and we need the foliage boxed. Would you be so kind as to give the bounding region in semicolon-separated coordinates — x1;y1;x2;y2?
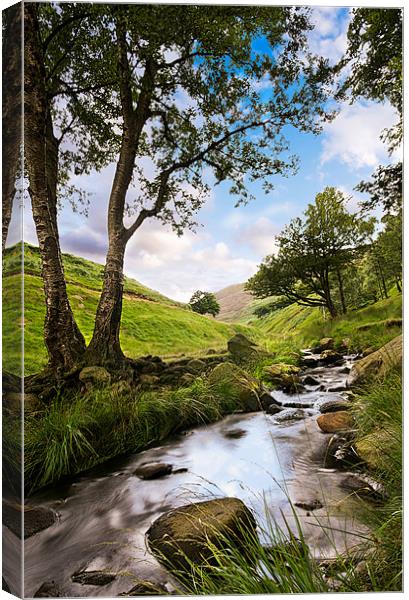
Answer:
253;297;293;318
246;187;374;317
189;290;221;317
355;162;402;214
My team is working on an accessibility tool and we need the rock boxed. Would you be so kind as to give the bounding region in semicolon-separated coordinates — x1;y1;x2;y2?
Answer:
340;474;387;502
266;404;282;415
206;349;217;355
146;498;257;571
319;337;334;351
79;366;111;389
3;502;57;539
294;499;323;511
339;338;352;352
326;384;347;392
301;356;321;368
385;318;402;328
273;408;305;422
320;349;343;365
3;392;41;414
134;463;173;480
207;362;261;412
316;411;354;433
362;346;376;357
139;374;160;387
262;363;301;393
186;359;206;374
339;366;351;374
316;398;351;414
302;375;320;386
227;333;266;364
223;428;247;439
34;581;63;597
348;335;402;387
2;371;22;393
323;435;358;469
259;391;281;410
119;581;169;596
71;571;116;586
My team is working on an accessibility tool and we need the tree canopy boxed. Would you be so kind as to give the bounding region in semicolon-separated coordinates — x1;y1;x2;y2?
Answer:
189;291;220;317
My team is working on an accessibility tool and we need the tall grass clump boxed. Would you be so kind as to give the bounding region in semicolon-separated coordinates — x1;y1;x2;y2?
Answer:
348;368;402;591
24;375;244;493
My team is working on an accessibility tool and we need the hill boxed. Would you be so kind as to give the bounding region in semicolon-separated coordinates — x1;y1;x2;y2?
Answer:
2;244;255;375
215;282;280;324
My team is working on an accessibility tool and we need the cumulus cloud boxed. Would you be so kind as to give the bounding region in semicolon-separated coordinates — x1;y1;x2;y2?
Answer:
308;7;350;65
234;216;279;257
321;101;399;170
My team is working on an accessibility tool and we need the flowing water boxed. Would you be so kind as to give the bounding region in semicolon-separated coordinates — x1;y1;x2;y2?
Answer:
5;355;370;597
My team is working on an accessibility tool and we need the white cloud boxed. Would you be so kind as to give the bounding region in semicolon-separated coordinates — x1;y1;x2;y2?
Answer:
320;101;399;170
308;7;350;64
234;216;279;257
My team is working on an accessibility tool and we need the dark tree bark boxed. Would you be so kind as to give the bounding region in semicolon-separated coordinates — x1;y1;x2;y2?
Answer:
336;267;347;314
24;3;86;372
2;4;22;251
395;276;401;293
86;24;157;364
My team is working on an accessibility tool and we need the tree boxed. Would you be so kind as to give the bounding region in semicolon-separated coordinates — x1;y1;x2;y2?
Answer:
337;9;402;213
2;4;22;251
24;3;87;371
246;187;374;318
189;291;220;317
78;4;333;365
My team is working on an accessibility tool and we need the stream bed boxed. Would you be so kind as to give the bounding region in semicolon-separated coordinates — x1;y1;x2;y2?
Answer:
7;354;371;597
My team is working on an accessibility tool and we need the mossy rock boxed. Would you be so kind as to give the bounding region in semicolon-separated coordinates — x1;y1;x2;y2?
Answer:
227;333;269;365
319;337;334;351
79;366;111;388
348;334;402;387
207;362;261;412
146;498;257;571
262;363;301;392
355;430;393;470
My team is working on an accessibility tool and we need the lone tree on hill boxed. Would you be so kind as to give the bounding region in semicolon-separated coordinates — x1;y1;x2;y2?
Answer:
189;291;220;317
246;187;374;318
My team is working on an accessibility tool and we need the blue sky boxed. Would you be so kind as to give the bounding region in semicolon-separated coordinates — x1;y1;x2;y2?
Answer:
9;5;400;302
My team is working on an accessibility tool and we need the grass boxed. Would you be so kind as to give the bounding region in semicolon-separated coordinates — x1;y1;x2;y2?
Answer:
2;244;255;374
24;375;246;493
251;293;402;356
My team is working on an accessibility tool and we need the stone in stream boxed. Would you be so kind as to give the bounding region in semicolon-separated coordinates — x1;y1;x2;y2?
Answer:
34;581;63;597
71;570;116;586
3;502;57;539
134;462;173;480
266;404;282;416
320;350;343;365
301;355;321;368
316;398;351;414
302;375;321;386
294;499;323;512
340;474;387;502
316;411;354;433
146;498;257;571
319;337;334;351
273;408;305;422
259;390;281;410
327;384;347;393
119;580;169;596
223;428;247;439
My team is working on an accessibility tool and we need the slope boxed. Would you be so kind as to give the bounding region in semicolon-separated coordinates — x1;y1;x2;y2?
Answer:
3;244;255;375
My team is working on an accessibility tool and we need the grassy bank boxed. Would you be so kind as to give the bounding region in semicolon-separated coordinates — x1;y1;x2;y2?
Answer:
24;375;249;493
3;244;255;375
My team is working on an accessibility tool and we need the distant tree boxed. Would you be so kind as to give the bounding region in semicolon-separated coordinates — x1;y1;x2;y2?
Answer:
246;187;374;318
189;291;220;317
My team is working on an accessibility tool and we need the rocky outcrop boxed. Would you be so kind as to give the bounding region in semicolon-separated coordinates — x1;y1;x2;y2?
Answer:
347;334;402;387
208;362;261;412
316;411;354;433
146;498;257;571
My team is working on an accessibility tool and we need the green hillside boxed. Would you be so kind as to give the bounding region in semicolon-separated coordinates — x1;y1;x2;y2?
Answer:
2;244;255;375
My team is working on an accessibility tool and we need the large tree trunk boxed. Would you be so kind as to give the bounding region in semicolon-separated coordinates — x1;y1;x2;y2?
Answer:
323;270;337;318
2;4;22;251
24;3;86;373
86;24;157;365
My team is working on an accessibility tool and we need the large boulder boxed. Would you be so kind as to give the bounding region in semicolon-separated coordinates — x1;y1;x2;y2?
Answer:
227;334;265;364
320;349;343;365
207;362;261;412
355;430;392;470
79;366;111;389
316;411;354;433
262;363;302;393
146;498;257;571
347;334;402;387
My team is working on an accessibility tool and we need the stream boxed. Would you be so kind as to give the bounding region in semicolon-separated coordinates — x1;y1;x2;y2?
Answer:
5;354;371;597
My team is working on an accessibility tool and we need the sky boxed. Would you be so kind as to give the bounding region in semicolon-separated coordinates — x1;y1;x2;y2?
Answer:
9;5;401;302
